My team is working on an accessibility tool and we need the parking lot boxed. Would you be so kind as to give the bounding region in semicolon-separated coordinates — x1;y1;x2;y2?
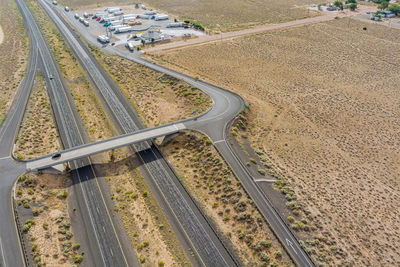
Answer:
59;4;204;52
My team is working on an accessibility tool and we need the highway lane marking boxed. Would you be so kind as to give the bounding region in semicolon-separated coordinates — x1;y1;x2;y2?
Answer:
96;207;100;214
213;140;226;144
286;239;298;255
110;248;114;256
254;178;277;183
0;237;7;267
0;156;10;160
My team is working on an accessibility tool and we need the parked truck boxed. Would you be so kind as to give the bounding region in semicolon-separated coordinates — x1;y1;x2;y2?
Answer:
115;26;132;33
52;1;57;5
64;6;69;12
107;7;121;14
83;20;89;27
167;22;183;28
97;35;110;43
74;13;79;19
83;12;89;18
125;42;134;51
113;10;124;16
155;14;169;21
144;10;157;15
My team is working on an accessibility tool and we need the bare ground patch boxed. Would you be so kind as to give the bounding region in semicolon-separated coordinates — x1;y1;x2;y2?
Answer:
148;18;400;266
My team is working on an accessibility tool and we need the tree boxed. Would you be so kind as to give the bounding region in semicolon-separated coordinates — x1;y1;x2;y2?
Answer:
333;0;344;10
378;0;389;9
388;4;400;14
141;39;145;46
151;37;155;43
135;3;139;9
349;3;357;10
346;0;356;3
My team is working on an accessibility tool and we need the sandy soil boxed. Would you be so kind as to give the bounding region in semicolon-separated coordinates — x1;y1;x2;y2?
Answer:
15;74;61;160
161;131;293;266
16;173;81;266
0;0;28;125
149;18;400;266
90;48;211;128
0;25;3;44
144;5;376;53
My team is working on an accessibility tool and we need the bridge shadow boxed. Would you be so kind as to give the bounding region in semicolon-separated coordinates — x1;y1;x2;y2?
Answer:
69;144;164;184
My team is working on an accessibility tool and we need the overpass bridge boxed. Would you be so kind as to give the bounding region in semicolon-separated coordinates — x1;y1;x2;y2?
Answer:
26;122;186;171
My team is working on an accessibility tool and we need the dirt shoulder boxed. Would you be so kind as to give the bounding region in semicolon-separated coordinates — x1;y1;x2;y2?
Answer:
147;17;400;266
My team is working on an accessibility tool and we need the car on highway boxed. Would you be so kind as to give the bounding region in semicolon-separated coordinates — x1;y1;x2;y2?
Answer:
51;152;61;159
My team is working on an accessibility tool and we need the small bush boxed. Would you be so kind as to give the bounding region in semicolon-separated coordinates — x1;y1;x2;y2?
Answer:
57;190;68;199
139;256;146;263
158;260;165;267
72;243;80;250
74;255;83;263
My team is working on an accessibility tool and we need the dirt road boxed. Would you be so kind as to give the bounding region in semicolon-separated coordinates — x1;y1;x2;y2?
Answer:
144;6;376;53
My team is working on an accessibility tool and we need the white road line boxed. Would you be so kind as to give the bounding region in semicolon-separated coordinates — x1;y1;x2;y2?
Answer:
0;156;10;160
110;248;114;256
0;237;8;267
254;178;277;183
96;207;100;214
103;226;106;233
213;140;226;144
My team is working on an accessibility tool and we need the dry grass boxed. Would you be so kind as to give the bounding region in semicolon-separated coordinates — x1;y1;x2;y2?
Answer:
142;0;319;31
90;47;211;128
15;74;61;160
161;131;293;266
0;0;28;125
16;173;82;266
149;18;400;266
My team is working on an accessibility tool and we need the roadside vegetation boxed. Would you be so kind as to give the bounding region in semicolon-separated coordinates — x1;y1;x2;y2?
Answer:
15;74;60;160
149;18;400;266
89;46;211;128
0;0;29;125
161;131;293;266
27;1;190;265
16;172;82;266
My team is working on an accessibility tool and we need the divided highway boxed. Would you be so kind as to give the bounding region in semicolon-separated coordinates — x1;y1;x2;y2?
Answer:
14;0;138;266
38;0;238;266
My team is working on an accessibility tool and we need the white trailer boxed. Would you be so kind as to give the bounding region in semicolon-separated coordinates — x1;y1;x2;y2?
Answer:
107;7;121;13
103;16;117;22
155;14;169;21
115;26;132;33
144;10;157;15
167;22;183;28
94;12;106;18
138;14;150;19
109;24;125;31
104;7;120;11
83;20;89;27
121;16;137;21
125;42;134;51
113;11;124;16
97;35;110;43
110;20;122;26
